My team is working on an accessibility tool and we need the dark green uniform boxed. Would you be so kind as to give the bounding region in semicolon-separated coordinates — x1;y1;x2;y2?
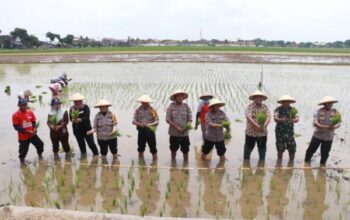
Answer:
274;106;297;152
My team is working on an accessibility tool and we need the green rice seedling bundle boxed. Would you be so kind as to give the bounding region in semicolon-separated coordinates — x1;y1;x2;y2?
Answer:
256;112;267;128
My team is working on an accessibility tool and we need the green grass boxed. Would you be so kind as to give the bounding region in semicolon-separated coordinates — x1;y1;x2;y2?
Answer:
1;46;350;55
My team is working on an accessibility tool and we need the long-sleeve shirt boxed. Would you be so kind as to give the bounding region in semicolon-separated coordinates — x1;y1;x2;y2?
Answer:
12;109;36;141
69;104;92;133
166;102;192;137
47;110;69;138
205;110;229;142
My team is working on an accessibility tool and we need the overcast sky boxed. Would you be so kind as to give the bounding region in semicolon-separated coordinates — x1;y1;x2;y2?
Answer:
0;0;349;42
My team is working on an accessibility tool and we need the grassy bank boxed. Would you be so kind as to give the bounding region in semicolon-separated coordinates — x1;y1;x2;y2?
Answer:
1;46;350;55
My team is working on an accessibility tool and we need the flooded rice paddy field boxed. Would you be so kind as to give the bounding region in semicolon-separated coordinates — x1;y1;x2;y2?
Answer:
0;62;350;219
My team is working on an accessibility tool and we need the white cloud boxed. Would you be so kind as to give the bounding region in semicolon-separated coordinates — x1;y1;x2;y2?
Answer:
0;0;349;42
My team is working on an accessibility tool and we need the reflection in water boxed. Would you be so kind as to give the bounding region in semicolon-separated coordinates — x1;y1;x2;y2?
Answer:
266;161;294;219
303;168;328;220
239;160;266;219
194;146;227;218
21;162;46;207
54;155;74;209
166;162;191;217
136;160;160;215
76;157;98;209
100;158;123;213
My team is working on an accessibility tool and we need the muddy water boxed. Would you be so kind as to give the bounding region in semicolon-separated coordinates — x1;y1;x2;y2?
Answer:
0;63;350;219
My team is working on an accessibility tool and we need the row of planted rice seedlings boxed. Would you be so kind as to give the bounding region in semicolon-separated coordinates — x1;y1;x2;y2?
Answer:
3;158;350;219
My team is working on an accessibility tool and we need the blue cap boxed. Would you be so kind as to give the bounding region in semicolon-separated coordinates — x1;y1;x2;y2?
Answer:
18;98;28;106
50;98;62;106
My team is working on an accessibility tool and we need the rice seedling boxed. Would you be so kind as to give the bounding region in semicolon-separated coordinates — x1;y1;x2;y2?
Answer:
70;109;80;120
332;112;342;125
235;118;243;123
148;125;157;133
4;85;11;94
183;122;193;132
35;121;40;129
256;112;267;128
289;107;298;119
35;85;42;89
111;129;122;137
224;130;232;140
48;115;58;126
54;200;61;209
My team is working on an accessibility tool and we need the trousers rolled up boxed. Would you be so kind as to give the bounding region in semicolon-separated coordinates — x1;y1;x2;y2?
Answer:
18;135;44;159
97;138;118;156
243;135;267;160
305;136;333;165
137;127;157;155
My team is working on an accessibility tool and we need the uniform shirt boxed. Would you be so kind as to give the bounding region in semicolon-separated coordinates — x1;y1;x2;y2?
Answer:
133;106;159;127
274;106;296;139
12;109;36;141
205;110;229;142
92;111;117;140
313;108;339;141
166;102;192;137
245;102;271;137
69;104;92;132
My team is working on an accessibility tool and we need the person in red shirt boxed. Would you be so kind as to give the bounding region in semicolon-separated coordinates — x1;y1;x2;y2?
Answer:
12;98;44;163
195;93;214;138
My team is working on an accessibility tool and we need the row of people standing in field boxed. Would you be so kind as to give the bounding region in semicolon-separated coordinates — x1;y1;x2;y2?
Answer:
12;89;341;166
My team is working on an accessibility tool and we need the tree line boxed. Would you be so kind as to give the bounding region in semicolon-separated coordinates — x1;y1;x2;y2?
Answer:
1;27;350;49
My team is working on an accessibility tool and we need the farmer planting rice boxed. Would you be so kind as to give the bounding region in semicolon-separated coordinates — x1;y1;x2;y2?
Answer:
132;95;159;161
87;99;118;158
166;90;192;162
47;98;70;155
274;95;299;162
195;92;214;138
243;90;271;161
48;82;62;98
50;73;70;87
69;93;99;157
201;98;229;161
304;96;341;166
12;98;44;163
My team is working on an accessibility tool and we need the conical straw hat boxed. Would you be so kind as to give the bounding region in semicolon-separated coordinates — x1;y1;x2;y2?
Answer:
208;98;225;108
170;90;188;101
94;99;112;108
136;95;154;103
277;95;296;104
69;93;85;101
318;96;338;105
249;90;268;101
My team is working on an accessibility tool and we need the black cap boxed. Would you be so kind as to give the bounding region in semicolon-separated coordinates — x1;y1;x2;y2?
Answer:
50;98;62;106
18;98;28;106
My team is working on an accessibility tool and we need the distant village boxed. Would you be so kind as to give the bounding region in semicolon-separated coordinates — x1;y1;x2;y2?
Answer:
1;28;349;49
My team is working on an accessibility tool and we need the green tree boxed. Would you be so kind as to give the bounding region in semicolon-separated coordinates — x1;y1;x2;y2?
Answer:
10;27;29;41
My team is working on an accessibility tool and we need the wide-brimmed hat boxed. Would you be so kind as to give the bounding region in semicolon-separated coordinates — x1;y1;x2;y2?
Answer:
249;90;268;101
69;93;85;101
208;98;225;108
318;96;338;105
136;95;154;103
199;92;214;100
170;90;188;101
94;99;112;108
277;95;296;104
